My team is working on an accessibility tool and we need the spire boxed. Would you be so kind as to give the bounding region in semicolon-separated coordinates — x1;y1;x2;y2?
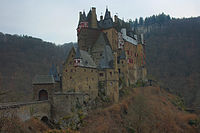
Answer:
82;10;86;21
104;7;111;20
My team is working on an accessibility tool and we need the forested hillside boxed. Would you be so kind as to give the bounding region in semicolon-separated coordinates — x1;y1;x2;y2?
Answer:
142;17;200;107
0;33;74;102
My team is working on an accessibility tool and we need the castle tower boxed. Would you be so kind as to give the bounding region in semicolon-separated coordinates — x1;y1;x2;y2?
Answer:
91;7;98;28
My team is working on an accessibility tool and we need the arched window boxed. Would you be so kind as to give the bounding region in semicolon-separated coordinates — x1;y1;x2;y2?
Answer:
39;90;48;101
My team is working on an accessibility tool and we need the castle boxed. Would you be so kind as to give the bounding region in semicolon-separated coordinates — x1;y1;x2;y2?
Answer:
0;7;147;122
33;7;147;110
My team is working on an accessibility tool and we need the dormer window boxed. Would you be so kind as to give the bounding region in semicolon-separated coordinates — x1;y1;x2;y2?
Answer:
74;58;82;67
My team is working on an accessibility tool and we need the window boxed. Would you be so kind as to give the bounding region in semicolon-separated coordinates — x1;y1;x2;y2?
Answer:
118;69;121;74
110;82;113;86
70;76;72;79
65;69;67;72
91;70;93;72
121;61;124;64
110;72;112;76
99;73;104;77
39;90;48;101
78;60;80;63
71;69;73;72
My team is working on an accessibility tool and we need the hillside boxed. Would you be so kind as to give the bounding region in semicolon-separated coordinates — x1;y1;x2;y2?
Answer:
79;86;199;133
143;17;200;107
0;33;74;102
1;86;199;133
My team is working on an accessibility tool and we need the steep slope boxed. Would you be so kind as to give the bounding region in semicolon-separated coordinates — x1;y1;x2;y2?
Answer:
80;86;199;133
144;17;200;107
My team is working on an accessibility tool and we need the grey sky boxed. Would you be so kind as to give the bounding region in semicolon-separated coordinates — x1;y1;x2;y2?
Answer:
0;0;199;44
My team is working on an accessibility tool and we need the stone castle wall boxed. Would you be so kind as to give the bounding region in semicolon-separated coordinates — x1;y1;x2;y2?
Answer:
0;101;51;121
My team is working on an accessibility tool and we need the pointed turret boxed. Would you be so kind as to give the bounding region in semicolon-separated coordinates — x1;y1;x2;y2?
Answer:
104;8;112;20
98;7;113;29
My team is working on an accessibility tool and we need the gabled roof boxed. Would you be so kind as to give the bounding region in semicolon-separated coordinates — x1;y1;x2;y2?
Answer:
91;32;110;51
32;75;55;85
99;45;114;69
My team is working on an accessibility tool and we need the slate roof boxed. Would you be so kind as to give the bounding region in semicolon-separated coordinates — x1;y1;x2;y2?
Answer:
104;8;111;20
79;50;97;68
98;19;114;29
99;45;114;69
32;75;55;85
75;47;81;59
98;8;114;29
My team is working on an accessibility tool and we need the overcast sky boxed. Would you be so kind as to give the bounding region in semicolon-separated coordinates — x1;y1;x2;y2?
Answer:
0;0;199;44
